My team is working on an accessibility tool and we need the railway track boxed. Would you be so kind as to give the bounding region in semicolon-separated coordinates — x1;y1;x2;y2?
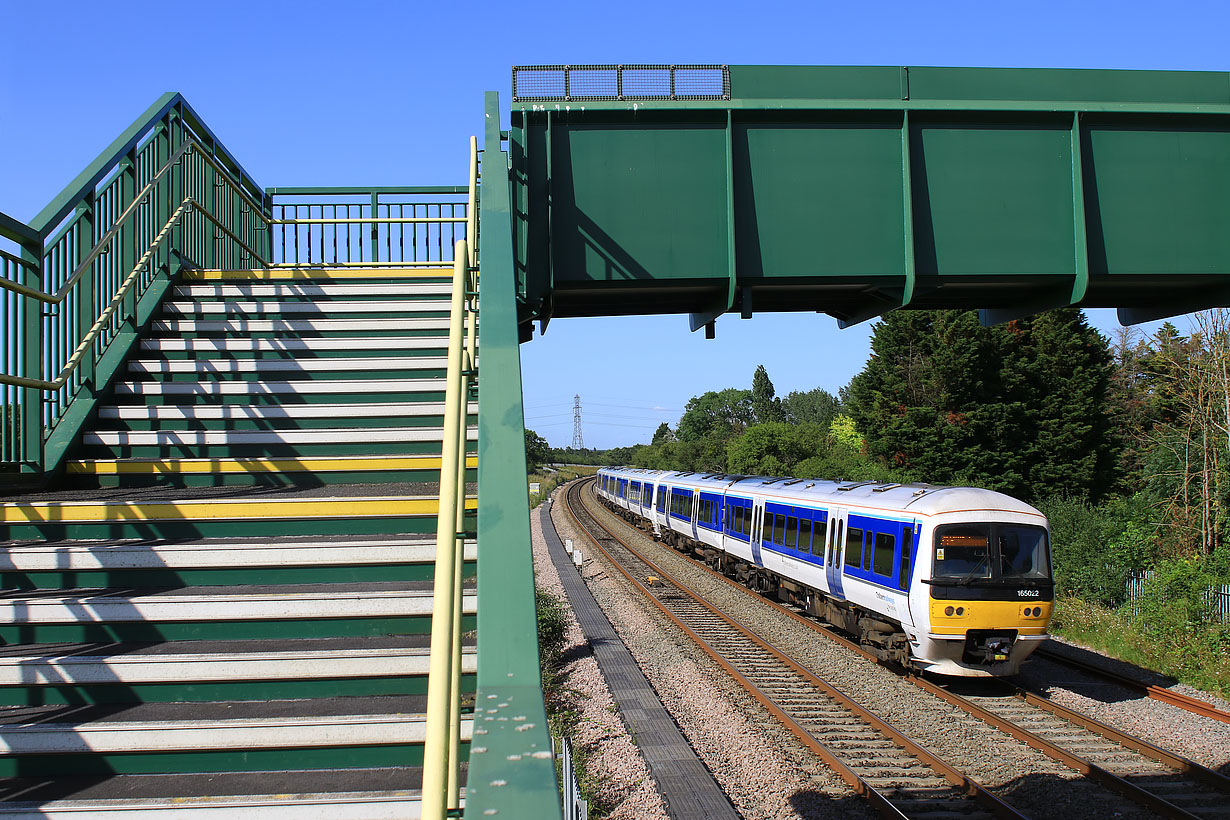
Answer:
569;477;1230;820
1030;644;1230;726
565;478;1026;820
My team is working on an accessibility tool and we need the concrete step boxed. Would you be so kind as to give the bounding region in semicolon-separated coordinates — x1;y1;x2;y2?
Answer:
151;317;452;333
127;357;446;375
174;283;453;298
140;337;455;353
97;402;471;421
0;636;476;687
113;378;447;396
0;535;476;572
0;582;476;625
162;301;449;316
82;427;477;447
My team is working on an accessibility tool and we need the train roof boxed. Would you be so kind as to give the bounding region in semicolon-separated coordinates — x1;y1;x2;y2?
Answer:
598;466;1044;520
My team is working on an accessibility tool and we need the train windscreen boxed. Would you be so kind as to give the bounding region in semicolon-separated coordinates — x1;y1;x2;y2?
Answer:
933;523;1050;584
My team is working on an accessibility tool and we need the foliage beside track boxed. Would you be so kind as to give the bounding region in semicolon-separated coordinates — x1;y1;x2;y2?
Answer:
535;586;613;817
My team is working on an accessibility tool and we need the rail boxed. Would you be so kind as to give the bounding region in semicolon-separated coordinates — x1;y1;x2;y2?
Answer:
0;94;268;474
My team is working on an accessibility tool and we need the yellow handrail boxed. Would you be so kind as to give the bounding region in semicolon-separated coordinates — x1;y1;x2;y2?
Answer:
422;135;480;820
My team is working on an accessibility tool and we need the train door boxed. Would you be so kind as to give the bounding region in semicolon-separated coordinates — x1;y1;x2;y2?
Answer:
690;491;700;541
825;507;847;598
750;499;764;567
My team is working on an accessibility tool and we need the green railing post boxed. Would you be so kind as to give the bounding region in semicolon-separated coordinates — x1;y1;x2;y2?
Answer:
75;195;95;391
19;240;42;472
120;147;137;330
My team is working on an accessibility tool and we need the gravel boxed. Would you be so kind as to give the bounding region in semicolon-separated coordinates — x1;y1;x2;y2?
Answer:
564;483;1183;820
531;500;669;820
545;491;864;820
1015;639;1230;773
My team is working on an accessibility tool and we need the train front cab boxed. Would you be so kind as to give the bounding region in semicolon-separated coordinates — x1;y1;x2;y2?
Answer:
913;517;1053;677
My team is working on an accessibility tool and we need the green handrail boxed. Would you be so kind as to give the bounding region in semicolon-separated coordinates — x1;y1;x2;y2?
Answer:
0;94;270;475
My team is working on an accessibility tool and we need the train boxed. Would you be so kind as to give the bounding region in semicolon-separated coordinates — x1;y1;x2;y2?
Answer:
594;466;1053;677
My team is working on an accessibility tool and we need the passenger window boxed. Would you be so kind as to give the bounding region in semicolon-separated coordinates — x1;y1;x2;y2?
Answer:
785;516;799;550
762;512;773;544
742;508;752;537
873;532;895;576
845;527;864;568
811;521;825;557
899;531;912;590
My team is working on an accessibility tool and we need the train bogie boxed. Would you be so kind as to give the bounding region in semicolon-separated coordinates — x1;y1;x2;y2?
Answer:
595;467;1053;677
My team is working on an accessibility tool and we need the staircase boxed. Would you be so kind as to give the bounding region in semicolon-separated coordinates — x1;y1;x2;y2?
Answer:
0;265;477;816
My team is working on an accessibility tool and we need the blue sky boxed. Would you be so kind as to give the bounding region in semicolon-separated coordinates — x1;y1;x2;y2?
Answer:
3;0;1226;448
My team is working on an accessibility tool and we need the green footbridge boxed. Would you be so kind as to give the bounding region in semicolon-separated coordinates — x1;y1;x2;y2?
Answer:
1;65;1229;818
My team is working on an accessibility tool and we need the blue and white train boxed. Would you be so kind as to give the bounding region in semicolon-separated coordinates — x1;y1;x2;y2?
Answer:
595;467;1053;677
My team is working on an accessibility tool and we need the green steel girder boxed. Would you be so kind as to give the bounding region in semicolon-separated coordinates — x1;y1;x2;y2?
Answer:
509;65;1230;331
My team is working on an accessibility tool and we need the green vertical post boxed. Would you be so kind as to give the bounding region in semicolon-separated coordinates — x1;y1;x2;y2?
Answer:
76;195;96;391
19;239;42;473
169;109;184;262
120;148;137;330
156;116;170;278
371;192;379;264
206;144;217;270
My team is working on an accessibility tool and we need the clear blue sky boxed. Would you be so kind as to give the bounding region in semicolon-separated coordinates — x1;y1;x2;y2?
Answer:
3;0;1225;448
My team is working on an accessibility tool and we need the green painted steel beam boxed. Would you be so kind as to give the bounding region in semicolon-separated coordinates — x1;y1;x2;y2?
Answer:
467;91;563;820
511;64;1230;330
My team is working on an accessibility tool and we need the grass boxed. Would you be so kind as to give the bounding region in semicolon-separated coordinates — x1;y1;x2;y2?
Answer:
527;464;597;508
536;586;613;817
1050;595;1230;699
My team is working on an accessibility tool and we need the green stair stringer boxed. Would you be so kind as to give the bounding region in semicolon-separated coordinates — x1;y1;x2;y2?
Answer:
466;91;563;820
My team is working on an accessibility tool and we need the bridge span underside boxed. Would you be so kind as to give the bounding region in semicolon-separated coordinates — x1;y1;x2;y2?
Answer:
510;64;1230;335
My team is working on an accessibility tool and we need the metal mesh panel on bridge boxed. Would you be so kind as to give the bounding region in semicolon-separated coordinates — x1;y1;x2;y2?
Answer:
513;65;729;102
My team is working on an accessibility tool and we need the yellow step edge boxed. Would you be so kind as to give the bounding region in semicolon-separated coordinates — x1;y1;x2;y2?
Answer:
66;455;479;475
0;496;477;524
183;268;454;281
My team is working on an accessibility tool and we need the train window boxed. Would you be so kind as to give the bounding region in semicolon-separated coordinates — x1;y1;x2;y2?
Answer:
762;513;773;544
845;527;864;567
898;531;912;590
741;507;752;537
810;521;824;557
799;520;812;554
998;526;1050;580
785;516;799;550
934;525;991;579
873;532;895;576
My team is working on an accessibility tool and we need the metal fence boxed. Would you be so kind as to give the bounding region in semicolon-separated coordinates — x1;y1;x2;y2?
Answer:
1124;571;1230;623
513;64;729;102
266;187;469;268
558;735;589;820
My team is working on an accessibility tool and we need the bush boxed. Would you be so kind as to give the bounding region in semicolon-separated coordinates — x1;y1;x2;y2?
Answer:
1037;494;1153;606
535;587;568;673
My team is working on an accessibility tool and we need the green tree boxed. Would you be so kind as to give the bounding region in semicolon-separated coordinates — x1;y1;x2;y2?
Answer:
845;308;1116;502
524;428;550;471
676;388;753;442
651;422;674;445
751;365;783;424
726;422;826;476
781;387;838;429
